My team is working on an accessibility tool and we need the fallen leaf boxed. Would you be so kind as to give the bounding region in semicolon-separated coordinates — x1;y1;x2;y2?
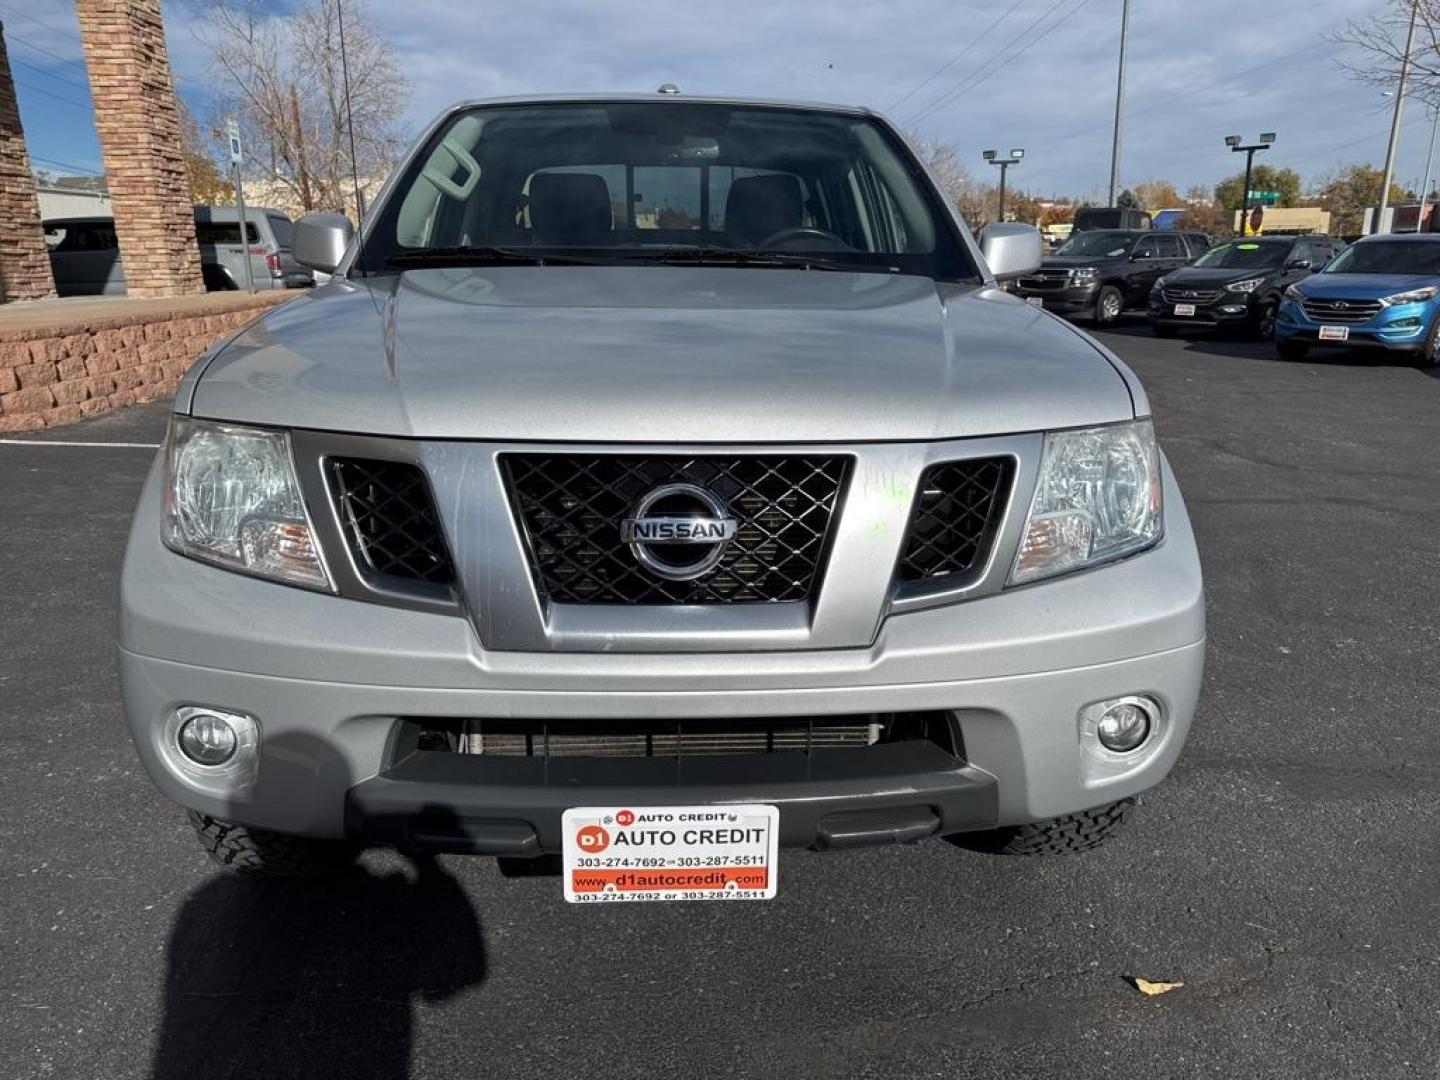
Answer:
1131;977;1184;996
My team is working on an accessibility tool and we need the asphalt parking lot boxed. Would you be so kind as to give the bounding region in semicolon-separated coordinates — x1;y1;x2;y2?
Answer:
2;322;1438;1080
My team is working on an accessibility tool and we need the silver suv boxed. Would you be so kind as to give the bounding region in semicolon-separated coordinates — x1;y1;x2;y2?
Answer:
120;94;1204;894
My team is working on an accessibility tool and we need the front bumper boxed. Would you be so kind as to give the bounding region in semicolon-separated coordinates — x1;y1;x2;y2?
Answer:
1276;299;1431;350
120;455;1206;850
1011;282;1098;313
1148;293;1258;329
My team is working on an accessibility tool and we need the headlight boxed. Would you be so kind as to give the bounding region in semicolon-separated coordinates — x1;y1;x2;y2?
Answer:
1283;283;1304;301
163;418;332;590
1225;277;1265;293
1069;267;1098;286
1380;286;1438;306
1010;419;1162;585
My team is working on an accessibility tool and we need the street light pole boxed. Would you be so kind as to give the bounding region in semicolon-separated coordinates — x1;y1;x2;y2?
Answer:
1108;0;1131;207
1378;0;1419;235
1225;133;1275;235
984;148;1025;222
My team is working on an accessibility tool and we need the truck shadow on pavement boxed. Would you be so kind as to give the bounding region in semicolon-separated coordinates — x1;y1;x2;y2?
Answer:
149;844;485;1080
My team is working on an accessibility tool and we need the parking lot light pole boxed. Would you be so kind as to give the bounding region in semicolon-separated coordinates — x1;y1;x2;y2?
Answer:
984;148;1025;222
1225;133;1274;236
1417;102;1439;232
1379;0;1419;235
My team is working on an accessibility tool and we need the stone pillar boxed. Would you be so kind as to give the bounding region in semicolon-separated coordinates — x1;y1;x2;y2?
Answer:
0;24;57;302
75;0;203;297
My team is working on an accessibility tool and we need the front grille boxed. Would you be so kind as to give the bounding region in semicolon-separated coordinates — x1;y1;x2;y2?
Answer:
1161;287;1223;304
1302;298;1382;324
409;712;958;760
502;454;849;605
897;457;1013;583
328;458;456;585
1017;272;1069;291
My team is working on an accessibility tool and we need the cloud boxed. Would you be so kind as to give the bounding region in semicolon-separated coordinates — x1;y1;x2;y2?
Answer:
6;0;1429;197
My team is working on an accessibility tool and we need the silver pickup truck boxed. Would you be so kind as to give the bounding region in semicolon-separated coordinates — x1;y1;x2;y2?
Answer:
120;93;1204;894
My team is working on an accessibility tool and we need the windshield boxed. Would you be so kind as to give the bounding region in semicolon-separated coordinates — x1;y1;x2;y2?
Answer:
1193;241;1288;270
1053;231;1134;258
1325;240;1440;275
357;102;972;278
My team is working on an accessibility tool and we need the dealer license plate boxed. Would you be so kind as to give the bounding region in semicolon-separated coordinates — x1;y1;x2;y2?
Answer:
1025;296;1045;307
1319;325;1349;341
1173;303;1196;316
562;805;779;903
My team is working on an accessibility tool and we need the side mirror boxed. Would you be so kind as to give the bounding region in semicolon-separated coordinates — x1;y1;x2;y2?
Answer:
978;222;1042;280
293;212;355;274
1286;258;1312;270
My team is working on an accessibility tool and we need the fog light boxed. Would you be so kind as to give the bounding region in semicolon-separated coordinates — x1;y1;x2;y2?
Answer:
162;706;260;792
1220;305;1245;314
1096;702;1151;752
1079;694;1160;759
178;713;238;766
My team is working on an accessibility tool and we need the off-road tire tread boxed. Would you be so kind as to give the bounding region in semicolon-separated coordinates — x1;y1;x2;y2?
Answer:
960;797;1135;856
187;811;350;877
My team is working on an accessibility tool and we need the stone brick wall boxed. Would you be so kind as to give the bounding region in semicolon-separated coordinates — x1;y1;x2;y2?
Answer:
0;295;288;432
75;0;203;298
0;26;57;302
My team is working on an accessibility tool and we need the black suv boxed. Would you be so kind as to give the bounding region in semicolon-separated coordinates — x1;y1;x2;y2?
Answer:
1147;235;1340;339
1012;230;1210;325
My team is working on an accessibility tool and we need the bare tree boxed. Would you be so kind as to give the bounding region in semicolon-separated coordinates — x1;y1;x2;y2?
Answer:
1331;1;1440;103
904;133;1001;224
195;0;408;217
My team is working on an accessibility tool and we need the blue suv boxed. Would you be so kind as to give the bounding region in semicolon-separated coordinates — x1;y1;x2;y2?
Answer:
1276;233;1440;367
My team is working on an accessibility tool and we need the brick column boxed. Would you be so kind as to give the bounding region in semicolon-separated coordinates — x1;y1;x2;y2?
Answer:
75;0;203;298
0;25;57;302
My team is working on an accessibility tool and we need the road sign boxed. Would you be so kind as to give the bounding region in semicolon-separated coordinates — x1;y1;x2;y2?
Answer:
1247;190;1280;204
225;119;243;165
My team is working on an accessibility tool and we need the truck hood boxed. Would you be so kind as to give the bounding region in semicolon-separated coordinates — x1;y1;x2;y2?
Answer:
190;266;1135;442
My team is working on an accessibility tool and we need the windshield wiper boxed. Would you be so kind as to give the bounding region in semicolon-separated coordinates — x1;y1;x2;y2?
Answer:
386;246;614;268
617;247;896;274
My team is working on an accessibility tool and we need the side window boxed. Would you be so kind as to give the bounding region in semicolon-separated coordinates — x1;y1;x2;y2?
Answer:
1183;234;1209;257
194;221;258;245
1290;242;1312;266
1132;236;1159;258
1154;234;1183;258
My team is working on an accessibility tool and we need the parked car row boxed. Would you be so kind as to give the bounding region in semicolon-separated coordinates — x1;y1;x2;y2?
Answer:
41;206;313;297
1013;219;1439;368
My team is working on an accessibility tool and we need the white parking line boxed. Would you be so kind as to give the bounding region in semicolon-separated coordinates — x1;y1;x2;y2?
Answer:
0;439;160;449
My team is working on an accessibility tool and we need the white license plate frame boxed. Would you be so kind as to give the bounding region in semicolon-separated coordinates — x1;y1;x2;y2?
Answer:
1025;296;1045;308
1173;303;1196;316
1318;325;1350;342
561;805;780;903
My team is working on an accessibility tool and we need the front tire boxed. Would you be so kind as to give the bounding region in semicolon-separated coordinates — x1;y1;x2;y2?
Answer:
1417;318;1440;369
1255;299;1279;340
1093;285;1124;325
953;798;1135;856
187;811;353;877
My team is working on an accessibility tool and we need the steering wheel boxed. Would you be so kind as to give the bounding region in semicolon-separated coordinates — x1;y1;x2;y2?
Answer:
755;226;849;250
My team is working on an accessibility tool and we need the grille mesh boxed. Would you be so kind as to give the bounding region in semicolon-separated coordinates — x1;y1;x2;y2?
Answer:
502;454;849;604
459;718;882;757
329;458;455;585
897;458;1013;583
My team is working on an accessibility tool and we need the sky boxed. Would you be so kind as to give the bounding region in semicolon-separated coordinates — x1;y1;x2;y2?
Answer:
6;0;1435;201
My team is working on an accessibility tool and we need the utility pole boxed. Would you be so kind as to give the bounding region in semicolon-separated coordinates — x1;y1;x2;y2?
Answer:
1224;133;1275;235
983;148;1025;222
1108;0;1130;207
1378;0;1419;235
